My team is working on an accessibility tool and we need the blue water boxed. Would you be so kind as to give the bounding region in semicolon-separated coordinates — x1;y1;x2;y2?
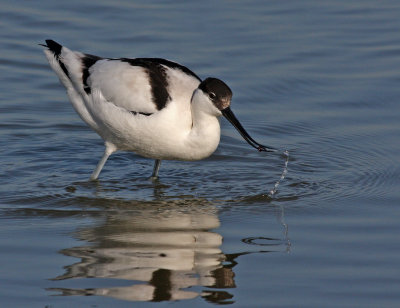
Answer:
1;0;400;307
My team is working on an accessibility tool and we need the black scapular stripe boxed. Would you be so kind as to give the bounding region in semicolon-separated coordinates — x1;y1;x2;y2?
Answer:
121;58;171;110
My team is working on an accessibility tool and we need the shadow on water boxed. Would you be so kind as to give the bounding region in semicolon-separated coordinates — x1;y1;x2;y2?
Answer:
5;193;291;304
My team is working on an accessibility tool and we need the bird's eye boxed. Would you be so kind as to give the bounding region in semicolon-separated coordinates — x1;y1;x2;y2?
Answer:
209;92;216;99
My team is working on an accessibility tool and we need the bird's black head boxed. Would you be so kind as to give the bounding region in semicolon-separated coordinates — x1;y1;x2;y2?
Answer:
198;77;276;153
198;77;232;111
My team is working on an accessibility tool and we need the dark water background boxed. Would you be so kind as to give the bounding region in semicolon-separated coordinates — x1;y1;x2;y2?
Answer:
1;1;400;307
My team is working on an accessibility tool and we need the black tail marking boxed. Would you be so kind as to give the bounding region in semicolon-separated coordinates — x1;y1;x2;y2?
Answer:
45;39;63;57
42;39;70;78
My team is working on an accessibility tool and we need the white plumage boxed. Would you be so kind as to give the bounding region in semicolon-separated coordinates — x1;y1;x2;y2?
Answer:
42;40;274;180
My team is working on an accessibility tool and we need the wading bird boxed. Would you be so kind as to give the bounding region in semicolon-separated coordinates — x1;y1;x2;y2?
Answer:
42;40;274;180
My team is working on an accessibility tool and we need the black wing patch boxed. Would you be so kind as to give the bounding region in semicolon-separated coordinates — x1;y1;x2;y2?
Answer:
82;54;102;94
43;40;102;95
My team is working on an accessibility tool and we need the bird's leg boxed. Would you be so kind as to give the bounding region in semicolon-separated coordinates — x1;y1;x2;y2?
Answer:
151;159;162;180
90;143;116;180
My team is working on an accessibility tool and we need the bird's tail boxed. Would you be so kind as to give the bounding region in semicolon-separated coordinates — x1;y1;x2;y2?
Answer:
41;39;71;79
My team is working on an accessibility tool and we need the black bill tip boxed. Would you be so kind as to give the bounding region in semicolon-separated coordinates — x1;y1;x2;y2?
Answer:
221;107;277;153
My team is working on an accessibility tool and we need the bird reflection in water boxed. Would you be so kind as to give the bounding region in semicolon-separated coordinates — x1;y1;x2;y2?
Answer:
48;200;236;304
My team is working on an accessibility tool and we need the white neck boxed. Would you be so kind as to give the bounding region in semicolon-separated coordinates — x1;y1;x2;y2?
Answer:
183;91;221;160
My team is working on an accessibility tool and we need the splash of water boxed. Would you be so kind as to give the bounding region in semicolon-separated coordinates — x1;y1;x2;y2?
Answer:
268;150;289;197
277;203;291;252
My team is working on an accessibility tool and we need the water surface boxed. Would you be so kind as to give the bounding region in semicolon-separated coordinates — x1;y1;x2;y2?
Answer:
1;0;400;307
